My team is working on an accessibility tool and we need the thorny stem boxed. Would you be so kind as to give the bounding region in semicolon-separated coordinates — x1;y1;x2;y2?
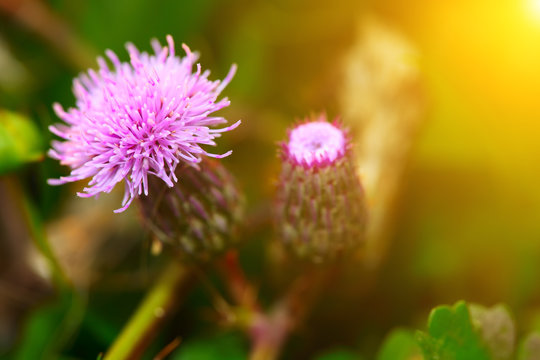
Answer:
104;261;194;360
219;250;338;360
249;266;338;360
104;187;261;359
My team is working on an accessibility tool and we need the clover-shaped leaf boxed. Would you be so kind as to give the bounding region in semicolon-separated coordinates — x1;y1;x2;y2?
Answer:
416;301;491;360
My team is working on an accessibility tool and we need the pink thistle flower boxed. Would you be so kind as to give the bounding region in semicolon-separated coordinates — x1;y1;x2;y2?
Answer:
48;35;240;213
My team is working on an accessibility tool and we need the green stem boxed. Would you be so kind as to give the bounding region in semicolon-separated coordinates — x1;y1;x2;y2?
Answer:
104;261;193;360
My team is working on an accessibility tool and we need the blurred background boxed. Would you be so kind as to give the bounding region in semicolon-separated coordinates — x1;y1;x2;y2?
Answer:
1;0;540;359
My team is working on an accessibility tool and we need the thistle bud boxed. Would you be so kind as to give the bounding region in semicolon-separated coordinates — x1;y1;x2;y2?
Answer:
138;159;243;260
275;115;367;262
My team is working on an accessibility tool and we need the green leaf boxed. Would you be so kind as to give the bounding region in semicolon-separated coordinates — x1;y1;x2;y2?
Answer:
172;332;247;360
377;329;421;360
416;301;491;360
518;333;540;360
0;109;43;175
469;303;515;360
314;348;361;360
7;187;85;360
10;289;86;360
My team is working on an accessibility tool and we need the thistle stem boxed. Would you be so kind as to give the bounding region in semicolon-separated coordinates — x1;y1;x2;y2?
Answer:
219;250;259;311
219;251;340;360
104;261;193;360
248;308;289;360
249;340;280;360
248;265;339;360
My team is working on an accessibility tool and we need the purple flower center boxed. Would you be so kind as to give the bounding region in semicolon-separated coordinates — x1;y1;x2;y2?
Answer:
287;121;345;166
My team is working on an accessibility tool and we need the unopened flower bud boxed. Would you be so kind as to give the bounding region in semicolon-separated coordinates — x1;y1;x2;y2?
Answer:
275;115;367;262
138;159;243;260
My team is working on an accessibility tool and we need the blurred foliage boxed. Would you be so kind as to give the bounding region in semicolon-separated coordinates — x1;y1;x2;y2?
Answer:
2;0;540;359
518;333;540;360
376;329;420;360
172;332;247;360
0;109;43;175
314;349;361;360
314;301;535;360
10;290;85;360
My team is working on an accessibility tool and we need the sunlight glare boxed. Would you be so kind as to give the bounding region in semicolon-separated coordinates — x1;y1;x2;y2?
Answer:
526;0;540;22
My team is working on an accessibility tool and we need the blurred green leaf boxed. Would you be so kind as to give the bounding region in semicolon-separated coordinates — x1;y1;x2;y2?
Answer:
518;333;540;360
5;177;86;360
469;304;515;360
314;348;361;360
416;301;491;360
82;308;123;348
377;329;421;360
10;289;86;360
74;0;216;56
0;109;43;175
172;332;247;360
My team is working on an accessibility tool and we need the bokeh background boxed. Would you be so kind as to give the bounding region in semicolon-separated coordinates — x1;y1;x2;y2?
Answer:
1;0;540;359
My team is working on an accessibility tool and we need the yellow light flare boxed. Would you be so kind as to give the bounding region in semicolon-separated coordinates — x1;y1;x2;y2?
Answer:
526;0;540;23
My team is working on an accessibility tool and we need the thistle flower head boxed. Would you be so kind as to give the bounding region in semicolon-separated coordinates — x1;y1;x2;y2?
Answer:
48;35;240;212
276;114;366;262
285;119;347;167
